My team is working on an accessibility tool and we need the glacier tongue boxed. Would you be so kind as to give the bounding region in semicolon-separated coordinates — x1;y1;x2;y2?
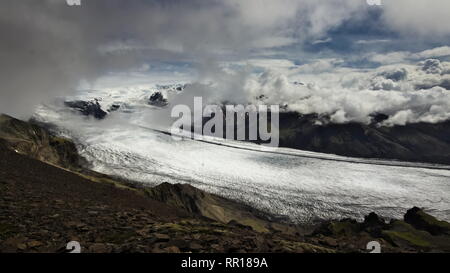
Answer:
33;93;450;224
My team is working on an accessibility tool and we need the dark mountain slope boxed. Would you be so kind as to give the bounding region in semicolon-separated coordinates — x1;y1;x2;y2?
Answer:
198;110;450;165
0;114;80;169
277;112;450;165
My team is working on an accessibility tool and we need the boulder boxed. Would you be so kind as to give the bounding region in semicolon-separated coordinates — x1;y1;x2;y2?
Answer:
362;212;387;236
404;207;450;236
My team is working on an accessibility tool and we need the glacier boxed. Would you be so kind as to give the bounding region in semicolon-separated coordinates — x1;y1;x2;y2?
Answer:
33;87;450;223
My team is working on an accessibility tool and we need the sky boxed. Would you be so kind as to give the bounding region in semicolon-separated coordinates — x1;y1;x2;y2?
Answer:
1;0;450;125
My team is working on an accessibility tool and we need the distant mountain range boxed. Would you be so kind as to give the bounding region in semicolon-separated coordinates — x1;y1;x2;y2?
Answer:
277;112;450;165
203;110;450;165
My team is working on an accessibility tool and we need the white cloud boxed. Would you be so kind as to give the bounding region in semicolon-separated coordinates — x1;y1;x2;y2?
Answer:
312;37;333;45
215;57;450;126
382;0;450;37
369;47;450;65
247;59;297;70
2;0;450;124
369;51;411;65
415;46;450;59
294;58;344;73
355;39;391;45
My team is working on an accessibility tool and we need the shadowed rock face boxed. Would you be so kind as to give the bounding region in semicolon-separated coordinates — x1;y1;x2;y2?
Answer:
64;99;107;119
0;114;80;169
148;92;168;107
404;207;450;236
198;109;450;165
145;182;272;233
276;112;450;165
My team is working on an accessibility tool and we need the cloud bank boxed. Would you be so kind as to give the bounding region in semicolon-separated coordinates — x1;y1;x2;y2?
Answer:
173;52;450;126
0;0;449;125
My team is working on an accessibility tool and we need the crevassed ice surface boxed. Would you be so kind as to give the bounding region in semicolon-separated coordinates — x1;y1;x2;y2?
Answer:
34;87;450;223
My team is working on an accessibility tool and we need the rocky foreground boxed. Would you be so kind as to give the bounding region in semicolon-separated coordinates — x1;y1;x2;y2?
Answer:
0;114;449;253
